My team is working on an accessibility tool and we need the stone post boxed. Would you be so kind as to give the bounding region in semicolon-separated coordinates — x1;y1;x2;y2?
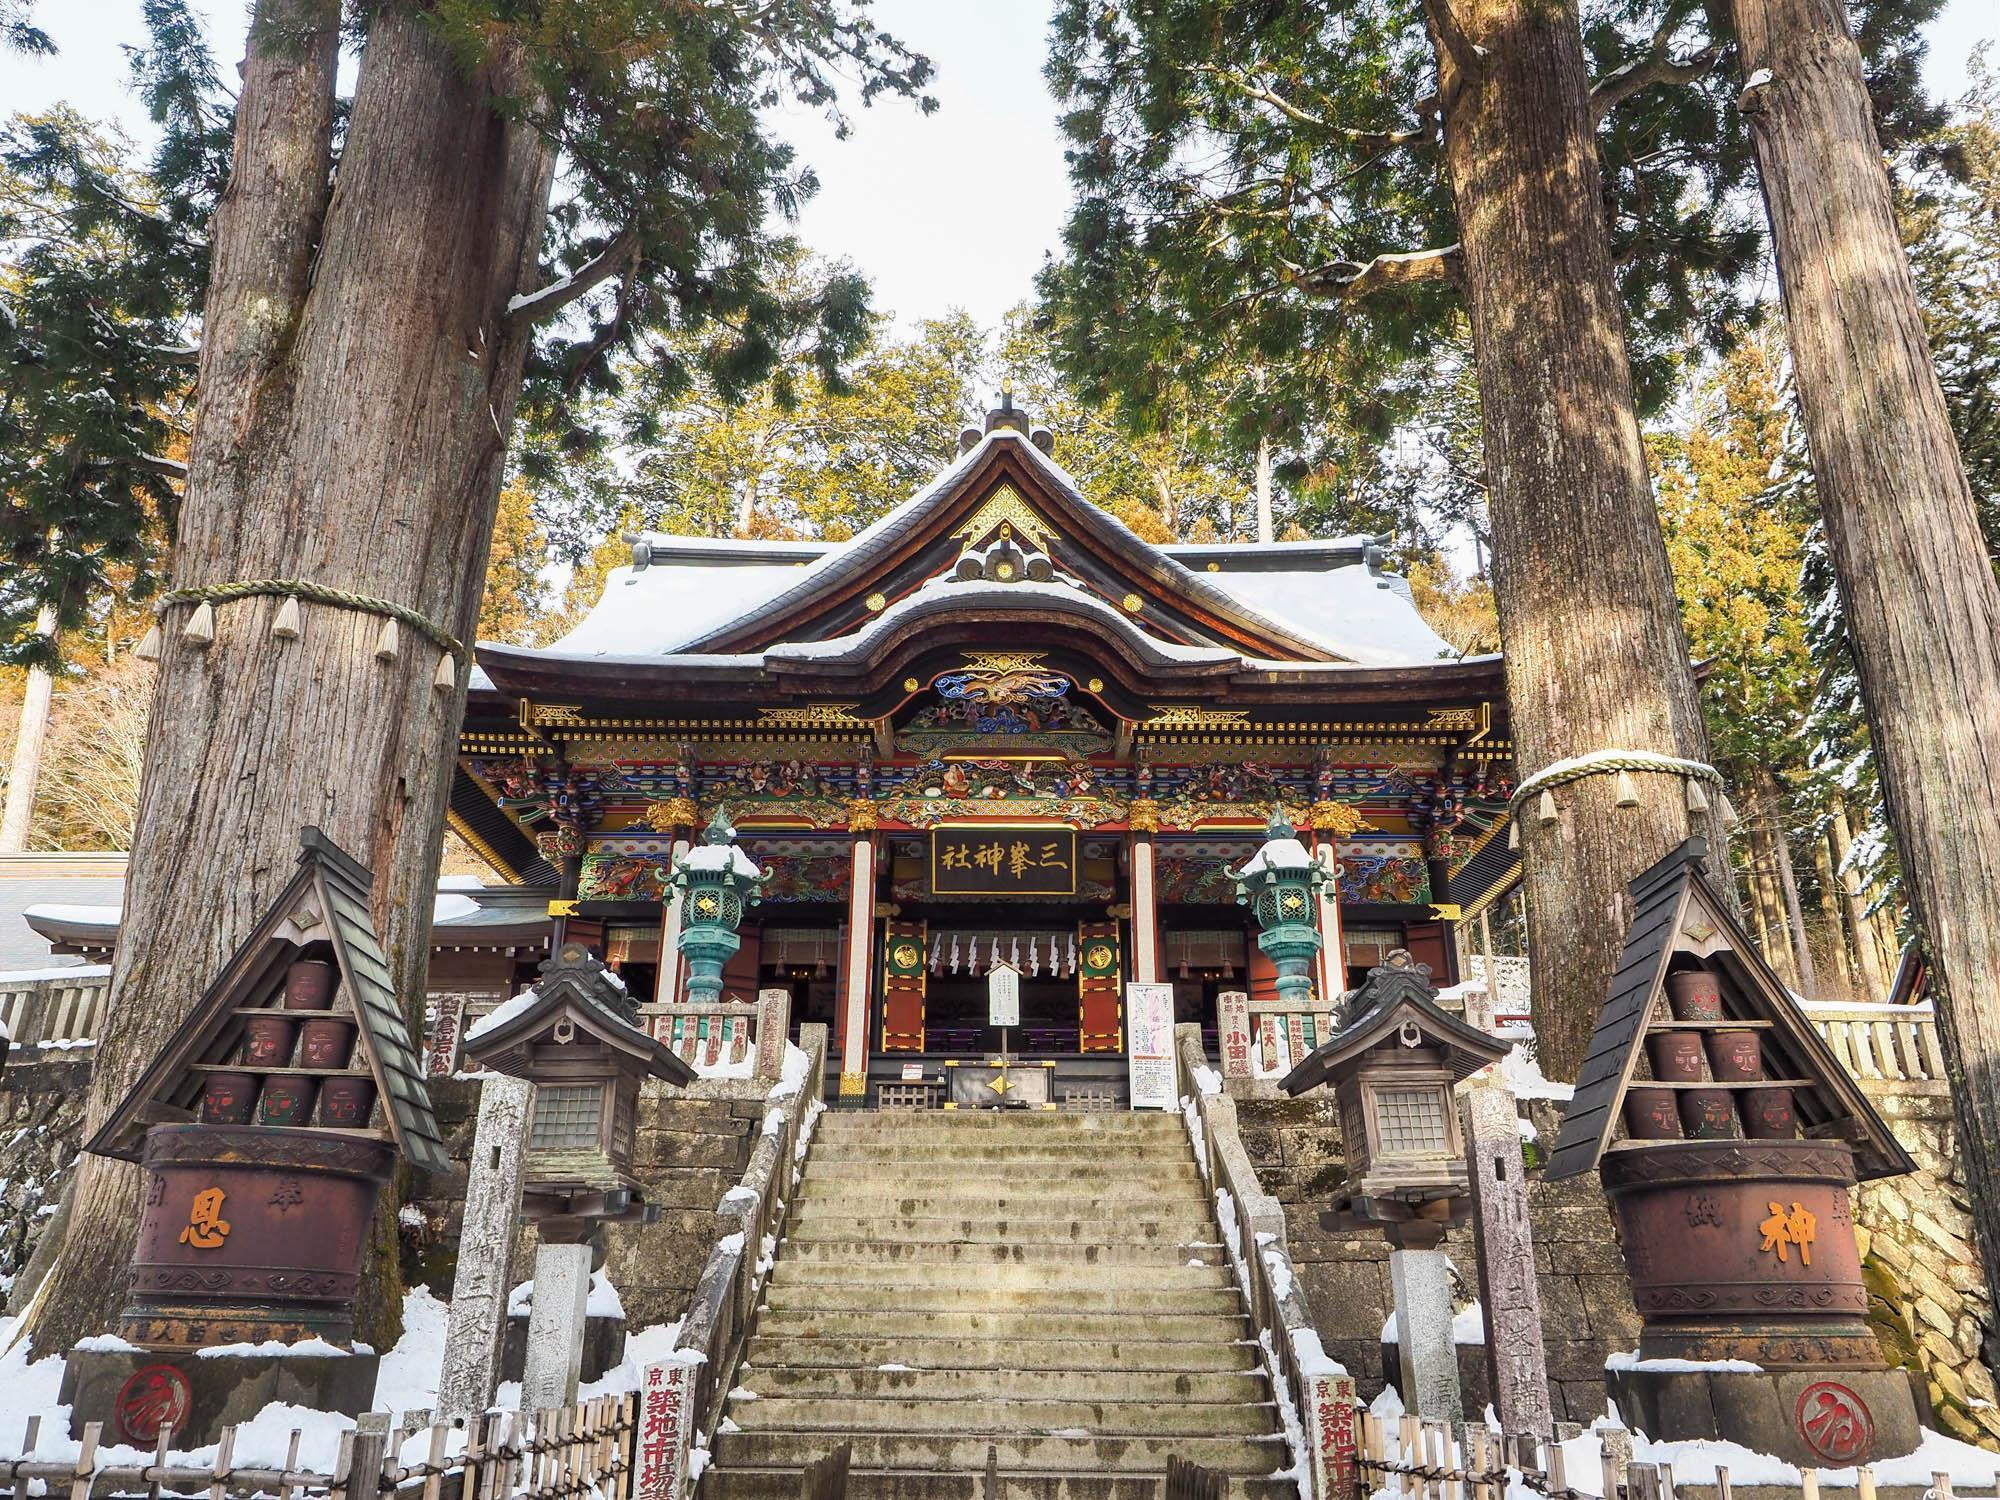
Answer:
1128;807;1161;984
437;1075;535;1421
754;987;792;1082
1459;982;1554;1436
1388;1225;1463;1423
520;1228;594;1413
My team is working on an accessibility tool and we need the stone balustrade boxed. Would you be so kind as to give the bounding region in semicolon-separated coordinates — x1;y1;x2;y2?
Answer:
0;966;110;1052
1800;1000;1950;1091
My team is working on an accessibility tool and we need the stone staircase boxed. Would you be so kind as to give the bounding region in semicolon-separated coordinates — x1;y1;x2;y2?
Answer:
700;1110;1294;1499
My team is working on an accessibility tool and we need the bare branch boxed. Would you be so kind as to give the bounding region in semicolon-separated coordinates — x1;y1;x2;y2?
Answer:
506;230;640;329
1293;244;1463;300
133;454;189;481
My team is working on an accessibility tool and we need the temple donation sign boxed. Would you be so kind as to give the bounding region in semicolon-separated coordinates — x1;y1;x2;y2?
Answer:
931;827;1077;896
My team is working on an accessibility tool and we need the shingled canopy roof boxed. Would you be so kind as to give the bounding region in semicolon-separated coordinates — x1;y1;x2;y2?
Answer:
1280;951;1508;1096
86;828;450;1175
1545;838;1913;1183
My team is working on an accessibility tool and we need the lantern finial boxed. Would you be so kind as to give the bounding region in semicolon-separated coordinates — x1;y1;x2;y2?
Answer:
703;805;737;846
1265;803;1297;841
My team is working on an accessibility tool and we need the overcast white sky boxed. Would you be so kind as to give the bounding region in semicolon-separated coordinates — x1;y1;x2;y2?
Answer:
1;0;1992;332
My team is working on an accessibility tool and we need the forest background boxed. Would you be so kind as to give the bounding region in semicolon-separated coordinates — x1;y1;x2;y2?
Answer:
2;0;1996;1004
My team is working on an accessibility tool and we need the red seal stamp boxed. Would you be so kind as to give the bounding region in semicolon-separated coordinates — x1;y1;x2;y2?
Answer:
1796;1380;1875;1464
113;1363;192;1446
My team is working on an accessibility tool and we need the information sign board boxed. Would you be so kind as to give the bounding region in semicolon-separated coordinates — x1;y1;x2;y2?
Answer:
988;963;1021;1027
1125;982;1177;1109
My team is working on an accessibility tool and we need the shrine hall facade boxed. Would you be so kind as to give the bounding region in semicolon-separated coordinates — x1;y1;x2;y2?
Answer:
452;404;1521;1103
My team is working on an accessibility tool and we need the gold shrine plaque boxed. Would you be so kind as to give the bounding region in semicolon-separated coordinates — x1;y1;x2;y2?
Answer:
931;827;1078;896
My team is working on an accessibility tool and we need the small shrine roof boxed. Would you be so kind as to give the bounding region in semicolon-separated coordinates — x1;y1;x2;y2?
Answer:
1281;953;1508;1095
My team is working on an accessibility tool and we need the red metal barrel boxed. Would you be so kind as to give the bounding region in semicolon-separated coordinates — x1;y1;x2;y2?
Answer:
119;1123;395;1351
1600;1137;1880;1369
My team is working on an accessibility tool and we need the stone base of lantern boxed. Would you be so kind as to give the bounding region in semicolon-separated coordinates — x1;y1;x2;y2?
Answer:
60;1345;379;1447
501;1310;626;1385
1606;1364;1921;1469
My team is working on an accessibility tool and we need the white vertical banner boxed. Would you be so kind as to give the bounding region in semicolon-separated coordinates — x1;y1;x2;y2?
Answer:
1125;982;1177;1109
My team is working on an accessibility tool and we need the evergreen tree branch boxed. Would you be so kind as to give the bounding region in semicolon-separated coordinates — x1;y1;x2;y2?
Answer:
1591;9;1722;125
506;230;639;330
133;453;188;481
1184;63;1437;147
1292;244;1463;299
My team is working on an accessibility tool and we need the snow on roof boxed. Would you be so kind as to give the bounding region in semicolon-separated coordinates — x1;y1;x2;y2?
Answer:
1200;565;1459;667
514;427;1463;669
543;561;813;658
1231;837;1315;877
679;843;764;878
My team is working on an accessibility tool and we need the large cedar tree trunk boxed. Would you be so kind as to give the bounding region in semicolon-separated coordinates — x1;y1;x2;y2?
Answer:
25;1;556;1351
1729;0;2000;1338
1428;0;1726;1076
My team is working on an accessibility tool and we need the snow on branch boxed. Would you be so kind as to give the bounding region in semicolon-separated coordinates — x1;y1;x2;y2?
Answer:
506;230;639;329
1293;243;1462;300
134;453;189;481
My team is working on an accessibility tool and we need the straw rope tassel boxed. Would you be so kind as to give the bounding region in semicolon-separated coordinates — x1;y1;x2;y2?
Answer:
433;653;457;691
375;619;400;663
271;595;302;640
134;623;162;662
1685;777;1709;813
1536;789;1558;825
1614;770;1640;807
181;600;215;647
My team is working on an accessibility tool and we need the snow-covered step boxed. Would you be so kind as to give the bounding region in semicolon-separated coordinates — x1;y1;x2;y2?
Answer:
736;1365;1270;1404
777;1238;1223;1268
699;1109;1293;1499
740;1334;1260;1373
784;1213;1214;1243
708;1429;1289;1475
750;1307;1252;1342
701;1469;1300;1500
759;1281;1244;1316
767;1258;1231;1291
801;1158;1205;1185
724;1395;1281;1436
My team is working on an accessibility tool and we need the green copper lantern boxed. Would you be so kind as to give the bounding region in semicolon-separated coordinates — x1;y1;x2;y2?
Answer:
1231;806;1332;1008
668;808;768;1004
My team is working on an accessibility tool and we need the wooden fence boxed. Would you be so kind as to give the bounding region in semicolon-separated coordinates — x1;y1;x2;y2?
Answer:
1355;1408;1985;1500
0;1396;633;1500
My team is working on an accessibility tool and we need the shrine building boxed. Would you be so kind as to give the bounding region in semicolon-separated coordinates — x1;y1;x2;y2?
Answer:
451;401;1520;1104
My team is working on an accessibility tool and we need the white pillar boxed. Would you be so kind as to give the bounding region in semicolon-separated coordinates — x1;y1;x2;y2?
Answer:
437;1076;535;1420
1130;833;1160;984
520;1238;593;1413
838;827;876;1099
0;606;57;853
1313;836;1346;1006
1389;1236;1463;1424
651;833;693;1010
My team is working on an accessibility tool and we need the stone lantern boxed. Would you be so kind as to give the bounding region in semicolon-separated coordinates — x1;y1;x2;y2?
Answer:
1231;806;1331;1006
463;941;696;1221
1281;950;1507;1424
667;807;768;1004
462;941;697;1410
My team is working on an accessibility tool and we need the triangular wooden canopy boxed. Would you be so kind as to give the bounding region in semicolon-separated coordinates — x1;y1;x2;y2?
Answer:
86;828;450;1175
1545;838;1913;1183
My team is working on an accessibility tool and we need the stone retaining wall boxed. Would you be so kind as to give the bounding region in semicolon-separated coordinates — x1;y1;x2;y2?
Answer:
0;1052;91;1287
1236;1089;1652;1424
1855;1092;2000;1448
